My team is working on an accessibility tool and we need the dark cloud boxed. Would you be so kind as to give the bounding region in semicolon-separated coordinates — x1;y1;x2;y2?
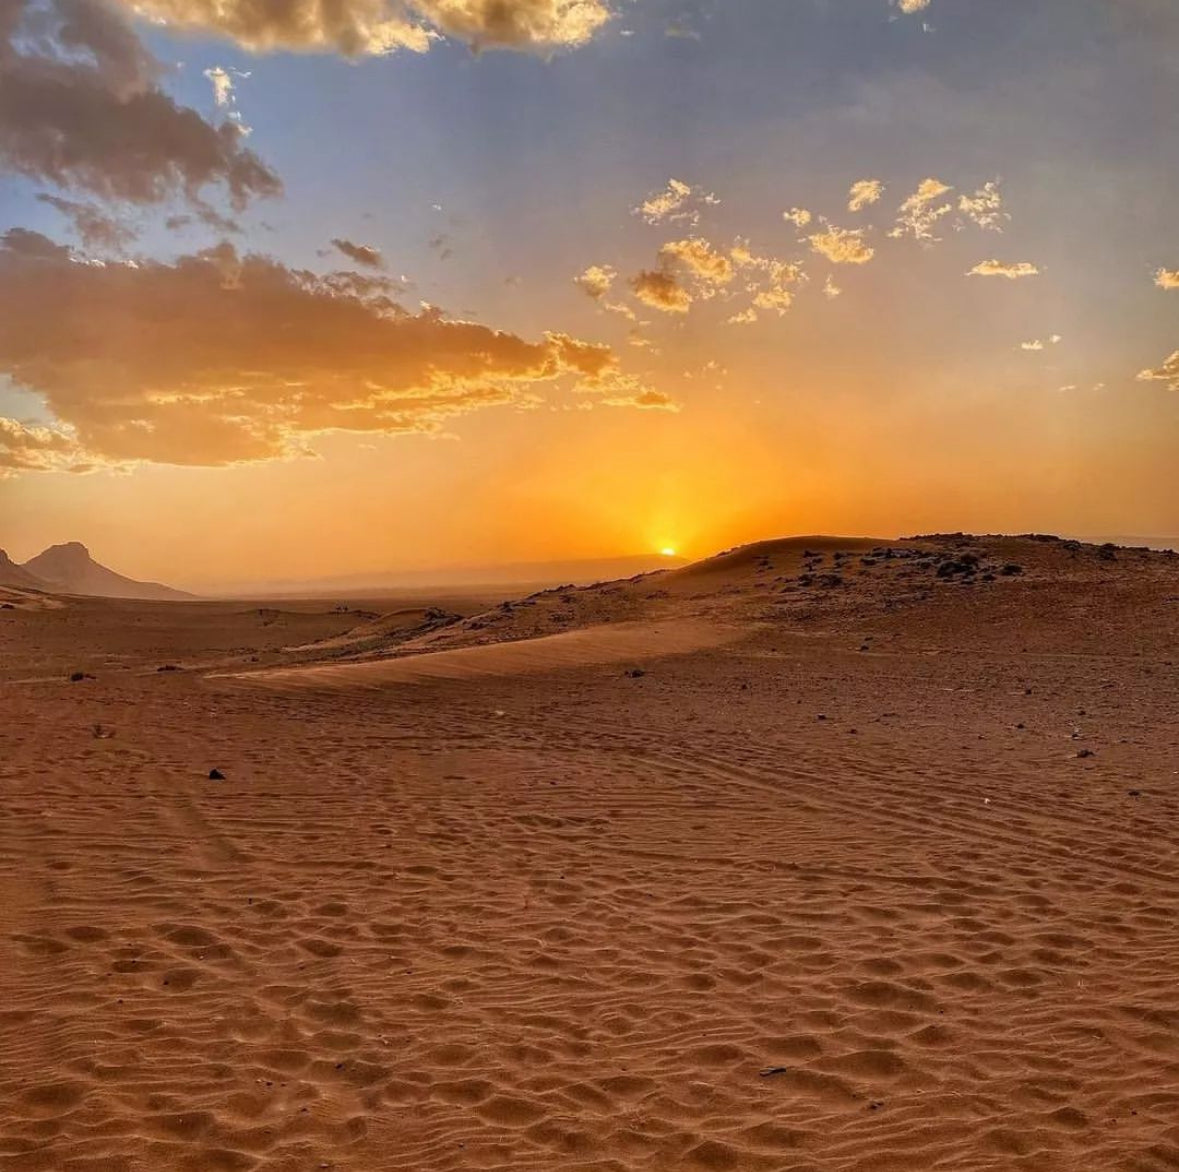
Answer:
36;192;135;251
0;229;651;470
0;0;280;207
331;237;384;268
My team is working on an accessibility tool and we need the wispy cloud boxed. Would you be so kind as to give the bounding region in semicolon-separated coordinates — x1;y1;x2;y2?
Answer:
635;179;719;227
968;259;1040;279
848;179;884;213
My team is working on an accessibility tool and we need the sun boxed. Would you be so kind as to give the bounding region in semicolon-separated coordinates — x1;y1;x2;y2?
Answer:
660;546;678;558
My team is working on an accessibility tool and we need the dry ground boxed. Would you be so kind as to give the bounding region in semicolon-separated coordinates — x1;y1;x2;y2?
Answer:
2;536;1178;1171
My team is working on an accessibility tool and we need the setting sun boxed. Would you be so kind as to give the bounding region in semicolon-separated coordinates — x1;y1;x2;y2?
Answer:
660;547;678;558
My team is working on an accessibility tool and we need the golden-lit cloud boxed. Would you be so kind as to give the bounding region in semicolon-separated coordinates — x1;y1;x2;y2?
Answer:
635;179;719;227
968;259;1040;279
0;229;656;471
630;267;692;313
808;223;875;265
848;179;884;212
897;0;932;12
958;182;1007;231
1155;268;1179;290
575;264;637;320
0;0;280;208
0;417;82;475
783;207;813;229
575;264;616;299
890;178;953;242
1136;350;1179;390
118;0;613;56
659;237;735;290
331;238;384;268
732;243;806;316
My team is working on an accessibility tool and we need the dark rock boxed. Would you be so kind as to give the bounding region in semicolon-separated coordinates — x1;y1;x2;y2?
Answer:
208;768;226;780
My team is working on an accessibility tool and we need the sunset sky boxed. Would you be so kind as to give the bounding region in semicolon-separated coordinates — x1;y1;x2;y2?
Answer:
1;0;1177;588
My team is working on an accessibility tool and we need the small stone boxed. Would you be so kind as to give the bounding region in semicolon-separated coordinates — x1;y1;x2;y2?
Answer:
208;768;226;780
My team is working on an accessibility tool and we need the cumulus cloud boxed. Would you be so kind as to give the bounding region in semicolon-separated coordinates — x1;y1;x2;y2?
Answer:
0;0;280;208
1137;350;1179;390
0;416;82;474
35;194;136;253
808;223;875;265
1155;268;1179;290
636;178;719;227
0;229;655;470
121;0;613;56
848;179;884;212
331;238;384;268
659;237;734;291
890;178;954;242
575;264;616;300
968;259;1040;279
783;207;812;229
630;267;692;313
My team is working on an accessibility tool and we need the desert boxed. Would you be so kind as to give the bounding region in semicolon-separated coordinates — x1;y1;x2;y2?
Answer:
2;533;1178;1171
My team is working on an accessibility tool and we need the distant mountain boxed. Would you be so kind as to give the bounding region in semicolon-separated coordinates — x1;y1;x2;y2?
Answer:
21;542;195;601
201;554;689;597
0;549;47;590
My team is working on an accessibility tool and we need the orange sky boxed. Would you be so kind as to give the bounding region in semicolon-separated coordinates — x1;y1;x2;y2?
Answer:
1;0;1177;587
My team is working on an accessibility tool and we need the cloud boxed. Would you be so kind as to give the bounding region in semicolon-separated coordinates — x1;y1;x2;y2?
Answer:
890;178;954;242
574;263;636;319
732;242;806;316
630;267;692;313
958;181;1007;231
331;238;384;268
823;275;841;299
589;374;679;411
0;229;655;470
575;264;616;300
1020;334;1061;351
848;179;884;212
636;179;719;227
0;416;82;474
968;259;1040;279
808;224;875;265
122;0;614;56
659;237;734;290
1137;350;1179;390
897;0;932;12
35;194;136;253
204;66;234;107
0;0;280;208
783;207;812;229
1155;268;1179;290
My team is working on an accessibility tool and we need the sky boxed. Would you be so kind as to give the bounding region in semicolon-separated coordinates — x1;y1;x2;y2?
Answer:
0;0;1177;588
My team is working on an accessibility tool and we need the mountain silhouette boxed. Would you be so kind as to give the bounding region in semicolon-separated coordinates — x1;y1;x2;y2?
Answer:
20;543;194;601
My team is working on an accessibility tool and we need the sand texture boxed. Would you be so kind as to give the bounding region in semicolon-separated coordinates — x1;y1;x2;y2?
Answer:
2;534;1179;1171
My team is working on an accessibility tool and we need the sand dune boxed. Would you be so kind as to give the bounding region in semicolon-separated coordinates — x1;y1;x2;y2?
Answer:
231;619;743;690
2;535;1178;1171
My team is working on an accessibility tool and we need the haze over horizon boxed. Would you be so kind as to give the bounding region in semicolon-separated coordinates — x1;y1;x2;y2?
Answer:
2;0;1177;585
